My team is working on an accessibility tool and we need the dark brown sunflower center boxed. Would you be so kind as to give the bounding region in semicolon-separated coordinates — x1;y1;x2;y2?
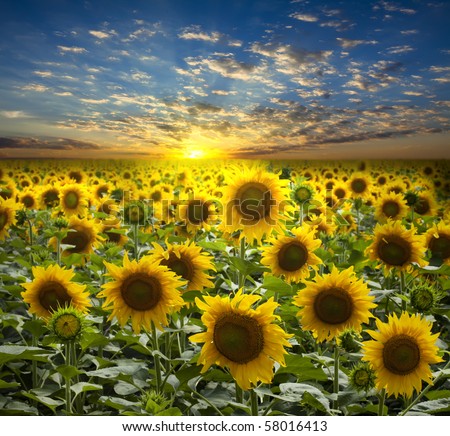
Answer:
121;273;162;311
187;200;210;225
62;228;90;253
378;176;387;185
414;197;430;215
22;195;35;208
383;334;420;375
335;188;346;199
38;281;72;312
313;287;353;325
278;241;308;271
64;191;79;209
69;171;82;183
97;186;109;198
213;313;264;364
429;234;450;260
0;212;7;230
235;182;273;222
351;178;367;193
377;235;411;266
44;190;59;206
382;200;400;218
105;229;121;243
151;191;162;202
160;253;194;281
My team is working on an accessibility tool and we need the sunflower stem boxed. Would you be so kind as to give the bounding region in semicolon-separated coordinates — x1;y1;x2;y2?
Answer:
56;238;61;266
64;342;72;415
250;389;259;416
377;388;386;416
235;382;243;404
333;343;340;412
238;236;246;289
151;321;163;394
400;271;407;312
133;223;139;261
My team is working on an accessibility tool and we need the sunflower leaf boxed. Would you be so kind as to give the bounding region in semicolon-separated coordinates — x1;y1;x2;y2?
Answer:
0;345;52;365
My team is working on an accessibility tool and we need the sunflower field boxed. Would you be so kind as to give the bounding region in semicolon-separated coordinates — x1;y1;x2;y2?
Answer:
0;159;449;417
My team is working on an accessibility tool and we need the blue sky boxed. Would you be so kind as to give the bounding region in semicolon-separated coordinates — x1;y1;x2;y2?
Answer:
0;0;449;159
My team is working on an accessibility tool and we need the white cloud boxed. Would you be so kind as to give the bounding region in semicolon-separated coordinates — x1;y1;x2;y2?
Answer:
337;38;377;48
80;98;110;104
290;13;319;22
89;30;116;39
0;110;33;118
386;45;414;55
21;84;49;92
33;70;53;78
58;45;88;54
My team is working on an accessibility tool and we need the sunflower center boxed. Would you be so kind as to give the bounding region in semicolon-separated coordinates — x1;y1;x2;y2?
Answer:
105;229;121;243
313;287;353;325
382;200;400;218
0;212;7;230
62;228;90;253
64;191;79;210
296;187;312;202
160;253;194;281
414;197;430;215
377;235;411;266
351;178;367;193
54;313;82;339
22;195;35;208
44;190;59;206
235;182;272;221
213;313;264;364
278;241;308;271
335;188;346;199
187;200;210;225
429;234;450;260
383;334;420;375
151;191;162;202
38;281;72;312
121;273;162;311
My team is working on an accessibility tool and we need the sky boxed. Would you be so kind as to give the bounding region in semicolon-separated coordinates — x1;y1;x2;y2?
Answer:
0;0;449;160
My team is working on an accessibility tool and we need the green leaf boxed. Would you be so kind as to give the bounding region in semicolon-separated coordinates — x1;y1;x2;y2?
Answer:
425;389;450;401
99;396;140;411
0;345;52;365
302;391;330;413
0;380;20;389
228;256;269;276
197;240;228;252
410;399;450;414
71;382;103;397
79;330;110;351
262;275;292;295
23;319;47;338
56;364;84;380
276;354;328;382
21;391;64;412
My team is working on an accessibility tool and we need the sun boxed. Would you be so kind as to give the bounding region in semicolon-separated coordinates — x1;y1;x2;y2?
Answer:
187;149;204;159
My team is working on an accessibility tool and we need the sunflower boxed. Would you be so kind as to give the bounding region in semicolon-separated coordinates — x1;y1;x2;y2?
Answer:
347;173;372;200
362;312;442;398
261;226;322;283
413;191;438;217
21;264;91;319
59;183;89;217
39;185;60;209
0;197;18;241
177;191;218;233
374;191;409;222
101;223;128;246
218;165;291;243
18;188;38;210
99;252;184;333
365;220;427;274
294;267;376;342
150;241;215;291
425;220;450;265
190;290;292;390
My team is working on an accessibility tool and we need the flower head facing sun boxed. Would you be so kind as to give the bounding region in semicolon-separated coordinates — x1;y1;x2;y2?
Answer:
190;290;292;390
294;267;376;342
0;197;18;241
218;165;292;243
21;264;91;319
366;220;427;274
261;226;322;283
362;312;442;398
99;252;184;334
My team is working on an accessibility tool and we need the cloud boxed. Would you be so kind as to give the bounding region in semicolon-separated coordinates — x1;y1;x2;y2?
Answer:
337;38;377;49
211;89;238;96
400;29;418;35
58;45;88;54
429;66;450;73
385;45;414;55
21;84;49;92
290;13;319;22
0;110;33;118
375;1;416;15
0;136;101;150
33;70;53;78
79;98;110;104
89;29;117;39
178;25;242;47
